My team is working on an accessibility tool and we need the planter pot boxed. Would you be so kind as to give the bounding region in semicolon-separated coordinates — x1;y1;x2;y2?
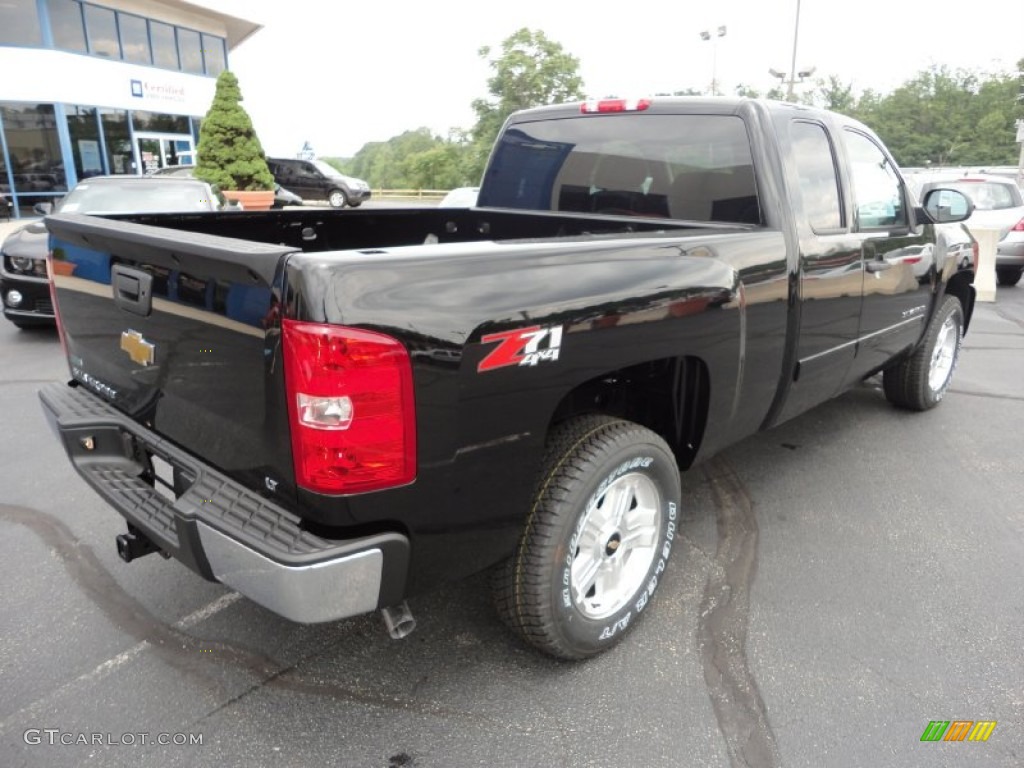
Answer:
51;261;76;277
223;189;275;211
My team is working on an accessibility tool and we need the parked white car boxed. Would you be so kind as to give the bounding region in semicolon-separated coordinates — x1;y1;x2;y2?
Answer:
438;187;479;207
911;173;1024;286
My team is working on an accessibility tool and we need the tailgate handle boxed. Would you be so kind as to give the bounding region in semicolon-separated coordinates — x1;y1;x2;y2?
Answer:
112;265;153;317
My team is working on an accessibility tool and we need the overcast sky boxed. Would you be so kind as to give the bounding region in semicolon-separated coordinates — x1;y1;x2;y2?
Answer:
211;0;1023;159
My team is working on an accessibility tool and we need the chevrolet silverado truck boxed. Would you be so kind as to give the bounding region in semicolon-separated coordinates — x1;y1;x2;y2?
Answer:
39;98;976;660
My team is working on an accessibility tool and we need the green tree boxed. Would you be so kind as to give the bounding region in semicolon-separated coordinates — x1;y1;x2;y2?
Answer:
1017;58;1024;122
329;128;474;190
811;75;857;114
468;28;585;179
863;65;1019;166
194;71;274;191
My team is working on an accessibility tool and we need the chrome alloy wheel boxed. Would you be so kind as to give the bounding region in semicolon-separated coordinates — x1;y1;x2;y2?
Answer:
928;313;958;393
571;472;662;619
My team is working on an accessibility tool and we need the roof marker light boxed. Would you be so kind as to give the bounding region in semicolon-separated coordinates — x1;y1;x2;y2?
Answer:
580;98;652;114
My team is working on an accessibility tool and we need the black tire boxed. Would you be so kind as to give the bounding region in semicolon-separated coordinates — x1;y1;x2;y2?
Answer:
996;267;1022;287
883;295;963;411
492;415;681;660
327;188;348;208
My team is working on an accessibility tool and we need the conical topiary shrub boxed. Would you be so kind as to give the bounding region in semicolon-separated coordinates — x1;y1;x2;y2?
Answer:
194;71;275;196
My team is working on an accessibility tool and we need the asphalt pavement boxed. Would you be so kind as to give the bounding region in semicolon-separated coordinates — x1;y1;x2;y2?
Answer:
0;254;1021;767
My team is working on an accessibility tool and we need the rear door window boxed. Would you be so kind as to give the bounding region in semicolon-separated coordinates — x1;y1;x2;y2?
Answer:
790;121;844;233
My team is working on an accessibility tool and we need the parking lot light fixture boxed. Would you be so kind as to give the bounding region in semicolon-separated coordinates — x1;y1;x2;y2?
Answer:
699;26;727;96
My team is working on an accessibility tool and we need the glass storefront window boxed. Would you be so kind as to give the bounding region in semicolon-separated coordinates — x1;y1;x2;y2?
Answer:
0;0;43;46
177;28;203;74
118;13;151;65
100;109;133;174
66;105;104;180
1;148;11;215
48;0;87;53
83;3;119;59
201;34;226;76
150;21;179;70
132;112;190;135
1;104;68;196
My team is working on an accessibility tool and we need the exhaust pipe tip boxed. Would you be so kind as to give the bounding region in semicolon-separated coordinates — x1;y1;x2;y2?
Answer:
381;600;416;640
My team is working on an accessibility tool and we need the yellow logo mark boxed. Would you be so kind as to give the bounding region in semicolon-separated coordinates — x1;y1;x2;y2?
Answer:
120;330;154;366
968;721;997;742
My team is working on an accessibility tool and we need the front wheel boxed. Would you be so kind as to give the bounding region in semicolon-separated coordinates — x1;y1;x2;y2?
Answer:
492;415;681;660
327;188;348;208
883;295;963;411
997;267;1022;287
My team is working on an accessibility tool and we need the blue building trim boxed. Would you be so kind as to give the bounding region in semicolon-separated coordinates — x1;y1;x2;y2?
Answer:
37;0;54;47
53;103;78;190
0;110;17;218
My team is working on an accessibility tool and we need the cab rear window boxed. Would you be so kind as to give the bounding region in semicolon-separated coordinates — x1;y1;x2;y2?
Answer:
479;114;761;225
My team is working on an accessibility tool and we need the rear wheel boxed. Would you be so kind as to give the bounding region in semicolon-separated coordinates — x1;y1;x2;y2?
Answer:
883;295;963;411
996;267;1022;287
492;415;681;660
327;188;348;208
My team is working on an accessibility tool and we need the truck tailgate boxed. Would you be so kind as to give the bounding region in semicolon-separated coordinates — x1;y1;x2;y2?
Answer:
44;212;298;494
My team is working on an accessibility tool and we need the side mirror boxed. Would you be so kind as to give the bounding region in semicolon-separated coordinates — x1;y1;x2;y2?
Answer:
33;201;54;216
921;188;973;224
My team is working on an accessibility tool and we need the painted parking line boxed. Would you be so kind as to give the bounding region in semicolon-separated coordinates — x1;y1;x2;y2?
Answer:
0;592;241;733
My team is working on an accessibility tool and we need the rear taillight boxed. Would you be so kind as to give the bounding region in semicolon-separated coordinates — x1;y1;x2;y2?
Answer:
971;241;979;272
45;250;69;363
1012;217;1024;232
282;319;416;495
580;98;651;113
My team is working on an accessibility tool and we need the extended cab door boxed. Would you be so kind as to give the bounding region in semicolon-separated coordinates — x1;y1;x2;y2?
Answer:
839;129;934;381
774;119;865;423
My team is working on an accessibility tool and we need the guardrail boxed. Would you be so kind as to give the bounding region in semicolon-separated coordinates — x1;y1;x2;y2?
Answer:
373;189;448;201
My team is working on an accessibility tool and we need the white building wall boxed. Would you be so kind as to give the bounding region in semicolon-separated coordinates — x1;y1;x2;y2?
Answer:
0;47;215;116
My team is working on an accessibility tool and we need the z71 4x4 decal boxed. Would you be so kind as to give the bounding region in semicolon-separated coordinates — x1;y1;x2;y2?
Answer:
478;325;564;372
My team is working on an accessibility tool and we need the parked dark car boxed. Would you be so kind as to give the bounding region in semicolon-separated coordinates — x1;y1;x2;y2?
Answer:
1;175;225;329
266;158;371;208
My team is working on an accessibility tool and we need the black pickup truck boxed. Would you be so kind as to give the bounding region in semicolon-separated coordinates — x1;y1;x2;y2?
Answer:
39;98;976;659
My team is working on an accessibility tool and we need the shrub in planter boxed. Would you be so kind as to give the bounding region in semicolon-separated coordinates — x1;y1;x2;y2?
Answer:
194;71;275;209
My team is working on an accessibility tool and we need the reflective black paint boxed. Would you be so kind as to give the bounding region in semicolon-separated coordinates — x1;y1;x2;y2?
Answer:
42;99;975;598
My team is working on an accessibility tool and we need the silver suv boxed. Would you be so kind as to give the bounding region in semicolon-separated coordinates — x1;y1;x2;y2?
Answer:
913;174;1024;286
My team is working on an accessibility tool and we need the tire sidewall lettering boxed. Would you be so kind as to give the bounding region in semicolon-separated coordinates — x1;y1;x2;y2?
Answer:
928;304;963;403
555;447;678;649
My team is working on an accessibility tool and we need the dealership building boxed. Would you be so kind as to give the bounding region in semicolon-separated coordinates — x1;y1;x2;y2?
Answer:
0;0;260;217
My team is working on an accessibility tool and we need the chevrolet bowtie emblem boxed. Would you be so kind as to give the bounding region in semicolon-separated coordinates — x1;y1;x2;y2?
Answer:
120;330;155;366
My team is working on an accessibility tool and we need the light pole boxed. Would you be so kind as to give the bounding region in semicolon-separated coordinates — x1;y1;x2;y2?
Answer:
699;25;727;96
769;66;816;100
768;0;814;101
787;0;802;101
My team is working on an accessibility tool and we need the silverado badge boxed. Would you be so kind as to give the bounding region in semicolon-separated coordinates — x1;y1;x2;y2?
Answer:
120;330;155;366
